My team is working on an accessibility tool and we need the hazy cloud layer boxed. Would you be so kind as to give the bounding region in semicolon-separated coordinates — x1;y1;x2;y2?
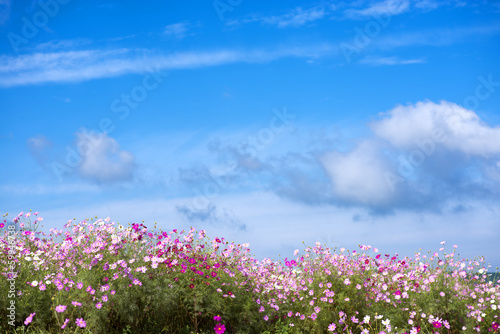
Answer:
177;101;500;214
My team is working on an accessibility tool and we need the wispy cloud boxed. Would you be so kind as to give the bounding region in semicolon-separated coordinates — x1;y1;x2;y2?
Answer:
1;21;497;88
34;38;93;51
345;0;411;19
0;45;337;87
0;0;11;25
359;56;425;65
260;6;329;28
27;135;53;166
376;24;500;49
0;183;101;195
163;22;189;38
413;0;442;10
228;5;334;28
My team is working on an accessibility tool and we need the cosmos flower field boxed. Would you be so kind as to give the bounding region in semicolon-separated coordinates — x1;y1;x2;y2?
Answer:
1;211;499;334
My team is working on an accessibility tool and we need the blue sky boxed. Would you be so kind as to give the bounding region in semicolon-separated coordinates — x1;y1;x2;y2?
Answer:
1;0;500;269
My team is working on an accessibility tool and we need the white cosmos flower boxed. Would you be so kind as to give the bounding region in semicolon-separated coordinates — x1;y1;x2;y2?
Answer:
25;257;32;261
31;281;38;286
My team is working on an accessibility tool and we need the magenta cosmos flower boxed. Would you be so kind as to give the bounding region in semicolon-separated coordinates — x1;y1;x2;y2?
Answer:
214;323;226;334
491;322;499;331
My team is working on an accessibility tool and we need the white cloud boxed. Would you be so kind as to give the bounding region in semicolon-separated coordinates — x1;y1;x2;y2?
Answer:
76;130;136;183
320;141;395;206
372;100;500;157
313;100;500;211
163;22;189;38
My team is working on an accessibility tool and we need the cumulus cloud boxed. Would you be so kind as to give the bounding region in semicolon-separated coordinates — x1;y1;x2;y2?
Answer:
371;100;500;157
76;130;136;183
315;100;500;212
320;141;395;207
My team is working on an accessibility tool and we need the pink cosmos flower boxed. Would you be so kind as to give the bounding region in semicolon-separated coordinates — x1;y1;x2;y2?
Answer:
55;305;67;313
61;318;70;329
24;313;35;325
75;318;86;328
213;315;221;321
